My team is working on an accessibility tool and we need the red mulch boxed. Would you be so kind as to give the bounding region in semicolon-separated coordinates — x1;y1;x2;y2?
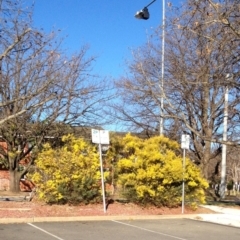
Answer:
0;200;216;218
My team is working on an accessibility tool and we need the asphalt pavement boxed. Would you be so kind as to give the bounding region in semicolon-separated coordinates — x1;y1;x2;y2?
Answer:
1;218;240;240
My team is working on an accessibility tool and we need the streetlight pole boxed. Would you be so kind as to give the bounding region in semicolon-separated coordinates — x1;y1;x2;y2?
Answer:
135;0;165;135
160;0;165;136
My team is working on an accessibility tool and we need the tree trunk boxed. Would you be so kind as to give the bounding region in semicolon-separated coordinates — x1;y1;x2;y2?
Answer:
202;162;209;180
9;170;21;192
202;148;212;180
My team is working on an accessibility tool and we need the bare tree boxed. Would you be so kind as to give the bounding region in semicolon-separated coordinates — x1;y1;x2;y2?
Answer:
0;0;110;192
226;147;240;187
114;0;240;179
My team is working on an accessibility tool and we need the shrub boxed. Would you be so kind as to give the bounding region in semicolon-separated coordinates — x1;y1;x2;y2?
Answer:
115;134;208;207
29;135;103;204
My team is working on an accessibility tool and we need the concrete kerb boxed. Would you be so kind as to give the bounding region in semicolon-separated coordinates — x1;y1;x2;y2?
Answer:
1;211;240;228
0;196;30;202
0;214;198;224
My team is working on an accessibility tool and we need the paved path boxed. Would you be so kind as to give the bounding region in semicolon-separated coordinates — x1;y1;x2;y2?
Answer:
190;205;240;228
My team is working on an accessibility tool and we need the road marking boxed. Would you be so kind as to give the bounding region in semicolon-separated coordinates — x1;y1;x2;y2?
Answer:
28;223;65;240
112;220;188;240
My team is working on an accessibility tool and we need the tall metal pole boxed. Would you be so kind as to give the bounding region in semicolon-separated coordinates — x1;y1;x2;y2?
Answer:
92;129;109;213
182;148;186;214
99;142;106;213
220;85;228;199
160;0;165;135
181;134;189;214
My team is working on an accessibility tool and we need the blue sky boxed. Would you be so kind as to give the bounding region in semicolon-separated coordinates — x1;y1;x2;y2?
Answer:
27;0;179;79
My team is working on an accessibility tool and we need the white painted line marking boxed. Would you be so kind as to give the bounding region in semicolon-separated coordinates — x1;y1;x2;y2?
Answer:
28;223;65;240
112;220;188;240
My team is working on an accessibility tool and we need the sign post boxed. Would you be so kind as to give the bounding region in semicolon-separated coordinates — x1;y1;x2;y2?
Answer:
91;129;109;213
181;134;190;214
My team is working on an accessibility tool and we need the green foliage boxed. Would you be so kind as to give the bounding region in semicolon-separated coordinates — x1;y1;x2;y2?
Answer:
227;180;234;191
29;135;102;204
114;134;208;207
0;156;8;169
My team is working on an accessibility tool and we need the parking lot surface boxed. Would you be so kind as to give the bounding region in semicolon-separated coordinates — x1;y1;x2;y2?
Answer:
1;219;240;240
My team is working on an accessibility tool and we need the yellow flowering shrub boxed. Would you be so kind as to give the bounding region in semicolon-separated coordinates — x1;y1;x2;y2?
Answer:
29;135;102;204
114;134;208;207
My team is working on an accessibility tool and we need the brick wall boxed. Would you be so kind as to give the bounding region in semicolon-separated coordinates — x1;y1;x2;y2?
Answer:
20;179;35;191
0;170;10;191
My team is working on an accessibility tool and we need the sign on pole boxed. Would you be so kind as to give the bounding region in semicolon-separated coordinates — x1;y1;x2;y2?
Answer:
91;129;110;213
181;134;190;150
91;129;109;144
99;130;110;145
91;129;100;144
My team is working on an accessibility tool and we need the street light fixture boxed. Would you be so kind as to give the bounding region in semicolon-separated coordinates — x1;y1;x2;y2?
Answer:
135;0;165;135
135;0;156;20
135;7;150;20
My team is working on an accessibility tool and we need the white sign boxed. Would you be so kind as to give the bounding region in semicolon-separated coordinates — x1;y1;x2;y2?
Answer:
91;129;109;144
181;134;190;150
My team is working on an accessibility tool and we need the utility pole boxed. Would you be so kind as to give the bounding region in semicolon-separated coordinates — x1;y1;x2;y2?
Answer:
219;73;232;199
